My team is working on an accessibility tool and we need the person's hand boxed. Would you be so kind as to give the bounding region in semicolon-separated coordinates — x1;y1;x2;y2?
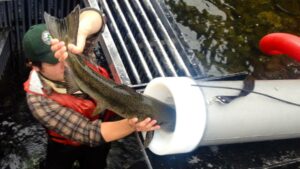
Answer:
50;9;103;62
128;117;160;132
50;39;68;61
50;37;87;62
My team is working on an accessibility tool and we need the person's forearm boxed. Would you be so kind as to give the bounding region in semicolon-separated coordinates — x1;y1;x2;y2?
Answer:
27;93;105;146
100;119;135;142
79;9;103;38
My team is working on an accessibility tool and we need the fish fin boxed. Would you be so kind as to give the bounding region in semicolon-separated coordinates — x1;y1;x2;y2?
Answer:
44;5;80;45
143;131;154;148
92;101;107;116
45;5;96;65
64;66;80;94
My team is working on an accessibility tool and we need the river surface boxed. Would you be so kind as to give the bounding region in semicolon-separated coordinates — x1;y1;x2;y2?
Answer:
2;0;300;168
166;0;300;79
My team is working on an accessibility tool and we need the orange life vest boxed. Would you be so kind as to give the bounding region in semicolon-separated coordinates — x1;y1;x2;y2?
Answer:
24;64;113;146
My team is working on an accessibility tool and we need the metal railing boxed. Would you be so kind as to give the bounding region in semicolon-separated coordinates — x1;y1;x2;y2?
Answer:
84;0;204;86
0;0;80;51
0;31;10;79
0;0;81;78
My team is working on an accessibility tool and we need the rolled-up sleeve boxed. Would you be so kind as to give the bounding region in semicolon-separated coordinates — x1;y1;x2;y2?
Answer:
27;93;105;146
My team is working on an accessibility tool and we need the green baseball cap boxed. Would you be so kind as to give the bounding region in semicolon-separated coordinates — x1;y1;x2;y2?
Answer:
22;24;58;64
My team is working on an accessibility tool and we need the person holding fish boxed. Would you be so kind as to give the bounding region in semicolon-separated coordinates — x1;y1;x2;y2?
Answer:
23;7;160;169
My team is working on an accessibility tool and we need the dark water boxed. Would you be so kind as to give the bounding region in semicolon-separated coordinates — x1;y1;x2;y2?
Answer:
166;0;300;79
0;58;46;169
3;0;300;168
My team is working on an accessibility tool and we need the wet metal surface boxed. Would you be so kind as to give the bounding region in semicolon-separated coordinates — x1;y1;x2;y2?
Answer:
0;31;10;79
86;0;203;85
0;0;79;52
148;139;300;169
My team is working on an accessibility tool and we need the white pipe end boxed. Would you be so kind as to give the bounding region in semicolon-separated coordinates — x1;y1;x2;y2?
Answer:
143;77;206;155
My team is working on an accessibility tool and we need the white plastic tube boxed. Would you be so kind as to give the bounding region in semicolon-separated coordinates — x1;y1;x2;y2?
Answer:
144;77;206;155
143;77;300;155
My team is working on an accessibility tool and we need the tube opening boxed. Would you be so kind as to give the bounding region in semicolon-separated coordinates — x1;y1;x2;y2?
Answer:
144;77;206;155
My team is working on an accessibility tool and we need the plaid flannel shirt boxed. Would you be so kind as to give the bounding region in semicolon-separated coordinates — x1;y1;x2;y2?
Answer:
27;93;104;147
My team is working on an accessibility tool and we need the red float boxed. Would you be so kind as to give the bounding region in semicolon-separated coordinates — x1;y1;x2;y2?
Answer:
259;33;300;62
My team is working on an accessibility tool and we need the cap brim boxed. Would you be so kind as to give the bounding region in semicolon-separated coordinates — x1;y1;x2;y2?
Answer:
40;52;59;64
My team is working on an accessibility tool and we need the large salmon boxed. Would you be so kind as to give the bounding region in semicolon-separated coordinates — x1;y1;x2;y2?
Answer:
43;6;175;145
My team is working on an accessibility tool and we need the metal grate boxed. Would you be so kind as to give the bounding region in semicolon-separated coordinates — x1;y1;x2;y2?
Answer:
0;31;10;79
0;0;80;51
0;0;81;77
84;0;204;86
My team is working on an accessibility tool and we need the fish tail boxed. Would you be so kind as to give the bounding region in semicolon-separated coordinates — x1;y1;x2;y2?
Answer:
44;5;80;45
144;131;154;148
